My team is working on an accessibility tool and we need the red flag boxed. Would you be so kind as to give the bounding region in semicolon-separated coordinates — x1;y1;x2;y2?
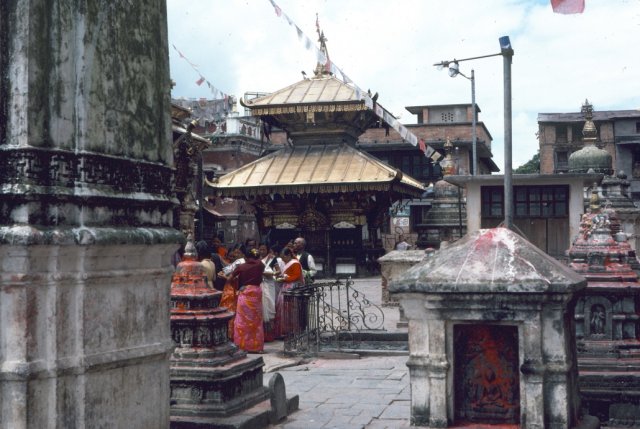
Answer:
551;0;584;14
195;76;205;86
419;139;426;153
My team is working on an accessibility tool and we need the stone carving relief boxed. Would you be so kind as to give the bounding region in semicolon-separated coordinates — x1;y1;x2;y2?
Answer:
454;324;519;424
583;296;613;339
299;207;329;231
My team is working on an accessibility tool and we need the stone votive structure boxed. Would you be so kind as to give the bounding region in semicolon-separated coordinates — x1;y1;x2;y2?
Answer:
567;196;640;425
390;227;599;428
170;239;275;428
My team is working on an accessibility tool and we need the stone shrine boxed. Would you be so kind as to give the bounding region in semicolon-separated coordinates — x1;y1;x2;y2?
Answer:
390;227;599;428
418;138;467;248
170;237;298;428
567;193;640;426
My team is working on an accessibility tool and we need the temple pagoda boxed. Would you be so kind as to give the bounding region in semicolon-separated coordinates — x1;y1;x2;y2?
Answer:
207;27;424;275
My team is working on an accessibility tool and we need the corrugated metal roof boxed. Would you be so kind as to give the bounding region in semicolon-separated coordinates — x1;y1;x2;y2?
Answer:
206;143;425;197
243;75;360;107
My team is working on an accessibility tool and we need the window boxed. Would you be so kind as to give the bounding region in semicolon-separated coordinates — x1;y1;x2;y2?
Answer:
571;124;583;142
556;125;567;143
384;151;441;182
555;151;569;173
441;112;454;123
636;121;640;134
481;187;504;218
483;185;568;218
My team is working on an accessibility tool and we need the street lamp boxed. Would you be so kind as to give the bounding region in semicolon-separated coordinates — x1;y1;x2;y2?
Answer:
445;61;477;176
433;36;514;229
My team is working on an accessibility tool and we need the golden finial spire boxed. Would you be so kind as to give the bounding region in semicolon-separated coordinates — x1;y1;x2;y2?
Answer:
581;99;597;145
313;14;331;77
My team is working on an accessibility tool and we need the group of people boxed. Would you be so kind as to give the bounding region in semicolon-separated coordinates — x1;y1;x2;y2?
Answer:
188;236;317;354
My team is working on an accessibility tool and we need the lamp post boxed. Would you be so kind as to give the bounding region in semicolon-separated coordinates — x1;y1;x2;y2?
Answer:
433;36;514;229
447;61;477;176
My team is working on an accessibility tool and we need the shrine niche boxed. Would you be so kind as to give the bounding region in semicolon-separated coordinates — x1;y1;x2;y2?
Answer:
454;324;520;424
582;297;612;339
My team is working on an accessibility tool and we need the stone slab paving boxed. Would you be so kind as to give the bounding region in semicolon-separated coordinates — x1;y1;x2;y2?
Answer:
262;276;415;428
264;355;412;429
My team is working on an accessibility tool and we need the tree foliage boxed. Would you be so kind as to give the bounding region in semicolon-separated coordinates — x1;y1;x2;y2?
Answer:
514;151;540;174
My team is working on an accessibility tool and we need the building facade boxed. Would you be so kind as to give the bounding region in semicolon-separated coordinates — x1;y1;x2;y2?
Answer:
539;105;640;198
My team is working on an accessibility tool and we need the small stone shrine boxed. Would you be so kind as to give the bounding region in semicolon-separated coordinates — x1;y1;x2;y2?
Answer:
568;99;640;273
567;192;640;425
390;227;599;428
170;237;298;428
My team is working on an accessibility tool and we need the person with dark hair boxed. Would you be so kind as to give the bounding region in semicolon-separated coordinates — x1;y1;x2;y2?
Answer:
244;238;257;253
195;240;215;288
227;247;265;353
171;244;185;269
273;247;305;338
218;244;246;339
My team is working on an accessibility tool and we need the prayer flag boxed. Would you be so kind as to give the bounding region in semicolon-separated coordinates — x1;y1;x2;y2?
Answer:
196;76;205;86
269;0;282;17
419;139;426;153
284;14;294;26
551;0;585;14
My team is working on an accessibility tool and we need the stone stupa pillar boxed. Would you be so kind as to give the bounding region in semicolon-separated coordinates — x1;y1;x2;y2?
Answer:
0;1;181;427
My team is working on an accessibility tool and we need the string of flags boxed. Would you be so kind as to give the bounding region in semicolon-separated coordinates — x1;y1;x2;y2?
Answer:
171;44;231;101
267;0;442;162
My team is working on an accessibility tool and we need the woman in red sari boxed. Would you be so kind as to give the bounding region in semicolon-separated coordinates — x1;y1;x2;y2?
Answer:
273;247;304;339
218;245;245;339
228;248;265;353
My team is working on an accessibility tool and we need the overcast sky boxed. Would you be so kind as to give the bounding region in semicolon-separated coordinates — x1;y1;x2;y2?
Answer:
167;0;640;170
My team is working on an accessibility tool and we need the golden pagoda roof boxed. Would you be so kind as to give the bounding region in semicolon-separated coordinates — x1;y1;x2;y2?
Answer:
206;143;425;198
241;75;366;114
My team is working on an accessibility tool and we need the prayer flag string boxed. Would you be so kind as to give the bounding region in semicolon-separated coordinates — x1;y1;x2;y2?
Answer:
266;0;442;162
171;44;231;100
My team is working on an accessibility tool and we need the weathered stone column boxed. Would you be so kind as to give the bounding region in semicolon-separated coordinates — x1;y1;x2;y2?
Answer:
0;1;181;428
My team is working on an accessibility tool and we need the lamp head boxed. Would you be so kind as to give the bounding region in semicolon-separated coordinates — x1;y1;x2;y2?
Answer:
448;61;460;78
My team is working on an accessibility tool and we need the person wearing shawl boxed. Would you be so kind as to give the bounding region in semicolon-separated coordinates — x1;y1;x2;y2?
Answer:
218;245;245;339
259;243;278;342
227;248;265;353
273;247;305;338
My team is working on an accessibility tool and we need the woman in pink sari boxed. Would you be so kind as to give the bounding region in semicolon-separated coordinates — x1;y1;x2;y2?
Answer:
273;247;304;339
228;248;265;353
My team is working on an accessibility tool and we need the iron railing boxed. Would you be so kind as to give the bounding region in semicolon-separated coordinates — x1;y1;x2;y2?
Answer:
282;277;386;355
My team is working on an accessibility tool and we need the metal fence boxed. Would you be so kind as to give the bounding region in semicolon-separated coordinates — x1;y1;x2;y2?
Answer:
282;277;386;355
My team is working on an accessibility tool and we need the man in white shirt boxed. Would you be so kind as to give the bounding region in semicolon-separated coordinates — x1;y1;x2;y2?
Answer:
293;237;317;283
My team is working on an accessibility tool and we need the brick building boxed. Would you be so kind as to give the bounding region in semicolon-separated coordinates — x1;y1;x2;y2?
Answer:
538;104;640;199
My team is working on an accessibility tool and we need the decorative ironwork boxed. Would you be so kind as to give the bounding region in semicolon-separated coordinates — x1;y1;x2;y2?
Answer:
283;277;386;354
